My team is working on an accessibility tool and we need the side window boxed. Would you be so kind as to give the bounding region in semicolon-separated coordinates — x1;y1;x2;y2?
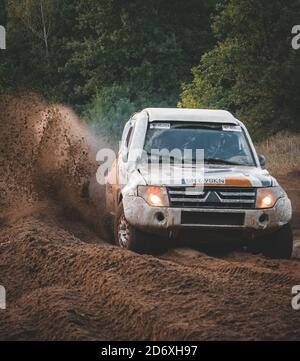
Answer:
121;122;130;141
120;124;134;163
120;122;131;151
125;126;134;148
120;117;136;153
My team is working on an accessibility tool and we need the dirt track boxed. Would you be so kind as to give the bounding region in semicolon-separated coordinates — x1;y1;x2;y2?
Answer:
0;94;300;340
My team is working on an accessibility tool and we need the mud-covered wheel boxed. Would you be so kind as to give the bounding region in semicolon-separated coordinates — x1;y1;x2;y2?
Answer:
250;223;293;259
114;203;151;253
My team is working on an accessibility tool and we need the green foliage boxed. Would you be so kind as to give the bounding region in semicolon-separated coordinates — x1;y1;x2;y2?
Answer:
61;0;214;110
2;0;300;141
0;0;78;98
62;0;215;136
0;0;215;138
83;84;136;142
84;82;180;141
180;0;300;140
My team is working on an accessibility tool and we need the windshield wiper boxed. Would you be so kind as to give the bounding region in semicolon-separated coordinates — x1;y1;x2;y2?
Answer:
203;158;244;166
146;152;183;164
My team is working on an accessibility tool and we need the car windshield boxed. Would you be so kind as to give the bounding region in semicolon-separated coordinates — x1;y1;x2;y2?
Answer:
143;122;256;166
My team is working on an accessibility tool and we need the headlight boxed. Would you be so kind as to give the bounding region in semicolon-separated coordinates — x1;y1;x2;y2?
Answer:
256;187;285;209
137;186;169;207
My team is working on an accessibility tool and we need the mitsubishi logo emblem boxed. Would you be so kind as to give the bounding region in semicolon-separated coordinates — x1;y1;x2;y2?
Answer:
205;191;222;203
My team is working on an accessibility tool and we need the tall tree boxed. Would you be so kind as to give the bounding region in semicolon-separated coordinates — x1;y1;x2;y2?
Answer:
0;0;78;94
180;0;300;139
7;0;58;58
62;0;215;108
0;0;6;23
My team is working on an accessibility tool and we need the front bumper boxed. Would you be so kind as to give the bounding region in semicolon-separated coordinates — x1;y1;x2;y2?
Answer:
123;194;292;238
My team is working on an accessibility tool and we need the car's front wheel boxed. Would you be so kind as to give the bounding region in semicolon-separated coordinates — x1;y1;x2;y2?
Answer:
249;223;293;259
114;203;151;254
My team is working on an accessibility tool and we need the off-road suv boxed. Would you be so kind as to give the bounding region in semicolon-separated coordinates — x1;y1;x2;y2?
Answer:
105;108;293;258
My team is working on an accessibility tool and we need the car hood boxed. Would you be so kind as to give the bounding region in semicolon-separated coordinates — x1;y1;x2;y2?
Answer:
137;163;276;188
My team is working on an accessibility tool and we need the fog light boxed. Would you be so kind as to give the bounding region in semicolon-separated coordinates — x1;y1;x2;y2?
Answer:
259;214;268;224
155;212;165;222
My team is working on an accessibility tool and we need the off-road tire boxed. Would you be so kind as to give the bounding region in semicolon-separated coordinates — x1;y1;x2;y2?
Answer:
249;223;293;259
114;202;152;254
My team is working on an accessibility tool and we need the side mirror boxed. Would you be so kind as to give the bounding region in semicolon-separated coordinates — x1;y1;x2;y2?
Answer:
258;154;266;167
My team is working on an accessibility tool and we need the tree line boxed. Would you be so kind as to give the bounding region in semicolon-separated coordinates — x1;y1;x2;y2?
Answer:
0;0;299;140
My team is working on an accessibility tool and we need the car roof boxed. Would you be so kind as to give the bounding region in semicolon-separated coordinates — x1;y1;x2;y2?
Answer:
142;108;238;124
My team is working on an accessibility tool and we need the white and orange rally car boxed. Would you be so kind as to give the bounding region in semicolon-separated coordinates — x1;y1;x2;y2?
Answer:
105;108;293;258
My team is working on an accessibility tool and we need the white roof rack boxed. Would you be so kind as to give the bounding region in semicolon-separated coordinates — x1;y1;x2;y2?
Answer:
142;108;238;124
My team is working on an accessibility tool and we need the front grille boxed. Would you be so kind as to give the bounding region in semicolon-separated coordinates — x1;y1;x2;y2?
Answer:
181;211;245;225
167;186;256;209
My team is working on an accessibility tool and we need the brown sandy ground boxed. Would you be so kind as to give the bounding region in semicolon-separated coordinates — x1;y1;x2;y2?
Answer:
0;94;300;340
